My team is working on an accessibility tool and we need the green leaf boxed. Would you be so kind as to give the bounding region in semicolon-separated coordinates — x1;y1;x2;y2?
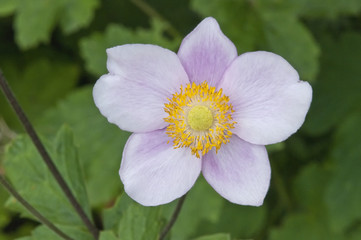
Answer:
195;200;266;239
60;0;99;34
266;142;285;153
289;0;361;19
261;11;320;81
99;230;119;240
167;176;224;240
0;58;79;130
37;86;130;206
293;163;331;215
118;202;164;240
102;194;132;231
14;0;62;49
303;32;361;135
0;0;18;16
0;186;10;228
325;110;361;232
79;19;181;76
0;185;34;240
163;176;265;239
16;225;92;240
103;193;164;239
270;162;343;240
348;224;361;240
269;213;344;240
12;0;99;49
4;126;92;229
193;233;231;240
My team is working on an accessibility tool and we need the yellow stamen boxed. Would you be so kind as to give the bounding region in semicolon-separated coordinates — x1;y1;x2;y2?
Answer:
164;81;236;158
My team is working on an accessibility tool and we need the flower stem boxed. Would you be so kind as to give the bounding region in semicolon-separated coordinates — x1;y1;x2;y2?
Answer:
159;194;187;240
130;0;181;39
0;174;74;240
0;71;99;240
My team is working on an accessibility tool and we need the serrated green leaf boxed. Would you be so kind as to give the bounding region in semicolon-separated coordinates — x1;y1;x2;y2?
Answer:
303;32;361;135
103;194;164;239
0;0;18;16
12;0;99;49
4;126;92;229
102;194;132;231
37;86;130;206
118;200;164;240
60;0;99;34
325;111;361;232
193;233;231;240
14;0;63;49
79;19;181;76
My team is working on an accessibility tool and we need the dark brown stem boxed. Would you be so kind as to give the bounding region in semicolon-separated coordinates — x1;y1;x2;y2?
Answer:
0;71;99;239
0;174;73;240
159;194;187;240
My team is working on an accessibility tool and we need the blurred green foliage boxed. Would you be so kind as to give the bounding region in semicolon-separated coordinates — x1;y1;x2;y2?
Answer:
1;0;361;239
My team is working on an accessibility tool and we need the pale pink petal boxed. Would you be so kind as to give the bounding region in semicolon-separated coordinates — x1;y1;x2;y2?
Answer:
93;44;189;132
177;17;237;87
202;135;270;206
219;51;312;145
120;129;201;206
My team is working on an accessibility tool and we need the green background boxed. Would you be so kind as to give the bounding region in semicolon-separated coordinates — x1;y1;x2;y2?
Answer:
1;0;361;239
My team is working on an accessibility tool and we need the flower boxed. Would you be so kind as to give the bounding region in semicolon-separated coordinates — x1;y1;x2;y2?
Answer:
93;17;312;206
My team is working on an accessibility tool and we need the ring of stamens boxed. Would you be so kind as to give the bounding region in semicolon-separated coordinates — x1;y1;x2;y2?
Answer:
164;81;236;158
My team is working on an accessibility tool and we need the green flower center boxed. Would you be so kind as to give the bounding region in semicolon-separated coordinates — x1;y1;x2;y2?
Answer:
187;105;213;131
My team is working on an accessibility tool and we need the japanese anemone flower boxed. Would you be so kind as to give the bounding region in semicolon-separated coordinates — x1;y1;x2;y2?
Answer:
93;17;312;206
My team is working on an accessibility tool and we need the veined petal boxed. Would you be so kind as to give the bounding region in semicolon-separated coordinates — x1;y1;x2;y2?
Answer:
120;129;201;206
93;44;189;132
219;51;312;145
202;135;270;206
177;17;237;87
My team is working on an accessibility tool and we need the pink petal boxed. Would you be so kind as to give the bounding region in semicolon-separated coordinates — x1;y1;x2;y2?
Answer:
202;135;270;206
219;51;312;145
177;17;237;87
93;44;189;133
120;129;201;206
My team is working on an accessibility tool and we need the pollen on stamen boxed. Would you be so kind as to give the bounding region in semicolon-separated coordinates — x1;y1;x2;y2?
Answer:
164;81;236;158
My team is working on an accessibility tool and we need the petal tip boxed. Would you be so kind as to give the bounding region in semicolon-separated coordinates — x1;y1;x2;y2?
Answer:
199;16;220;27
193;17;225;37
177;17;237;86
